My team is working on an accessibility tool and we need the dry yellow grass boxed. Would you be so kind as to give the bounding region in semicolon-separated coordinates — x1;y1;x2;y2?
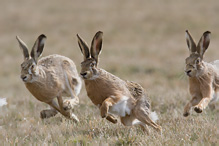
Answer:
0;0;218;145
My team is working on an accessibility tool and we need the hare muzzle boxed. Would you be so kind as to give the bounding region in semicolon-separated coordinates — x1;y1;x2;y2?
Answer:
20;74;30;82
185;70;192;77
80;72;88;79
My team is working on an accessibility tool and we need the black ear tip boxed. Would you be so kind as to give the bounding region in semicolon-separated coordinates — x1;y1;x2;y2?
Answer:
39;34;47;39
204;31;211;35
96;31;103;35
95;31;103;38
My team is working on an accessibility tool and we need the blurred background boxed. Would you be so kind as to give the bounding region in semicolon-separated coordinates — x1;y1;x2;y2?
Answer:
0;0;218;145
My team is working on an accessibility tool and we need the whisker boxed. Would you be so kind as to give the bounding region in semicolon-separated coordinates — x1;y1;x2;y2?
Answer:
178;72;187;81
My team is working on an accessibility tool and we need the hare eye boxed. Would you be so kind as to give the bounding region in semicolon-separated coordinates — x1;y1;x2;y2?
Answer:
196;59;200;64
31;65;35;69
90;63;94;67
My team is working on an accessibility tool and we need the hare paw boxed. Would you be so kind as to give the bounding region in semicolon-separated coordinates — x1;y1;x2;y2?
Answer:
106;115;117;124
101;111;107;118
194;106;202;113
183;112;190;117
63;99;78;111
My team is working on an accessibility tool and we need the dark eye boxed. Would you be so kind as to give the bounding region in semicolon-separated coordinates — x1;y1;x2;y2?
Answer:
31;65;35;69
90;63;95;67
196;59;200;64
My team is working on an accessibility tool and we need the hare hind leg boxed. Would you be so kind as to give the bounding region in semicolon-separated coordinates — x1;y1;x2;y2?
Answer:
209;92;219;110
40;106;58;119
134;108;162;133
120;115;149;134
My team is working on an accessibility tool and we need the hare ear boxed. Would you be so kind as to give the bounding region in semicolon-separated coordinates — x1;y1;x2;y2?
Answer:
185;30;197;53
90;31;103;64
30;34;46;63
16;36;30;60
77;34;90;60
197;31;211;58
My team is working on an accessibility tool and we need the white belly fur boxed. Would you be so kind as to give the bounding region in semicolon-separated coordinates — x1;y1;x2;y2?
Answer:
109;96;131;117
211;91;219;103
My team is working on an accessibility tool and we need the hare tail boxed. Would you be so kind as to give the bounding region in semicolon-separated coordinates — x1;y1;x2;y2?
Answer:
149;111;159;123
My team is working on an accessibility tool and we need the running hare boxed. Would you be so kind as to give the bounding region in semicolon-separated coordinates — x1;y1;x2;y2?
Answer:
183;30;219;117
16;34;81;122
77;31;161;133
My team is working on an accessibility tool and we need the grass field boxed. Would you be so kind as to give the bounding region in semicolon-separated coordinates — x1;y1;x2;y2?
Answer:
0;0;218;145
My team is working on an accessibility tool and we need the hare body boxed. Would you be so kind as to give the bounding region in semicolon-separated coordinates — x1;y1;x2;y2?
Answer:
84;68;135;117
77;31;161;133
24;54;81;102
183;30;219;116
16;35;81;121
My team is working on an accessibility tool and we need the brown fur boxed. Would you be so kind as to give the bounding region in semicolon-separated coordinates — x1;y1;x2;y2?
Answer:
16;35;81;121
84;68;134;106
126;80;147;100
77;31;161;133
183;30;219;116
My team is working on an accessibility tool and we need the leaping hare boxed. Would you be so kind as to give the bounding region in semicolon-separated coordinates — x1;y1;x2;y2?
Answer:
183;30;219;117
77;31;162;133
16;34;82;122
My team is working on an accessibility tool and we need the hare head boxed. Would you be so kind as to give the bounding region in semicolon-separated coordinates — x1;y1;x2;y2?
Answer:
77;31;103;80
16;34;46;83
185;30;211;77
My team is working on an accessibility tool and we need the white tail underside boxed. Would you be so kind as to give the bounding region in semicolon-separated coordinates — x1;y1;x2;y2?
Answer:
150;111;159;123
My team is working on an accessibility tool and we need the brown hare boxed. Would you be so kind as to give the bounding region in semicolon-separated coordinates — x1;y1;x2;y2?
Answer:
16;34;82;122
183;30;219;117
77;31;162;133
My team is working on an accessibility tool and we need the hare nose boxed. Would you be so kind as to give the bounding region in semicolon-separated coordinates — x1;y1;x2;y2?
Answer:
21;75;27;81
80;72;87;77
186;70;191;74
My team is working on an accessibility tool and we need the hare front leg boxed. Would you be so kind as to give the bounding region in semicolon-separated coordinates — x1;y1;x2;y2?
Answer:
106;114;117;124
47;99;62;114
194;97;211;113
47;98;79;122
63;87;79;111
63;96;79;111
183;96;201;117
100;97;114;118
194;86;212;113
56;95;79;122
